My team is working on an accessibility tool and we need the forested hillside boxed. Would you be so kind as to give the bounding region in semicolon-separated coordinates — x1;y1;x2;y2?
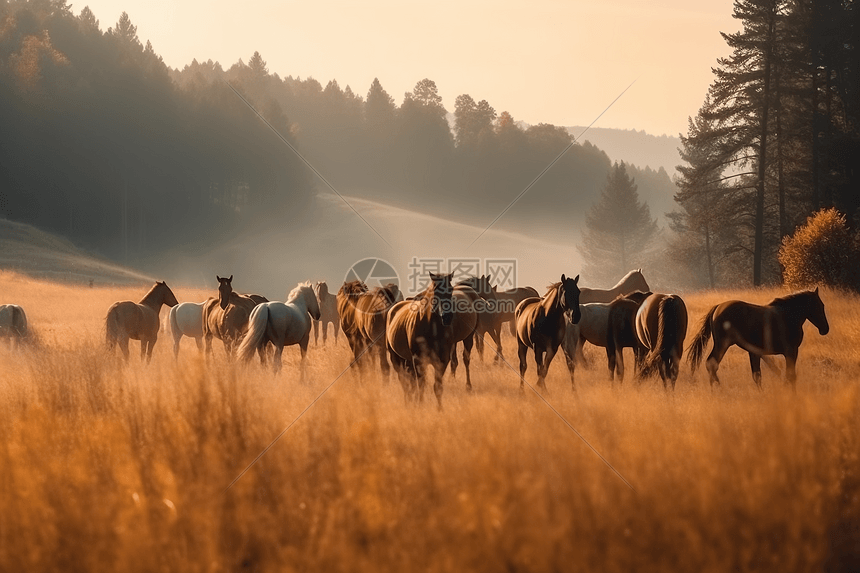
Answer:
0;0;679;270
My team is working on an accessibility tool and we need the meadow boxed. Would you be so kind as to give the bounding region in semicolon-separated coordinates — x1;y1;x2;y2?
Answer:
0;270;858;572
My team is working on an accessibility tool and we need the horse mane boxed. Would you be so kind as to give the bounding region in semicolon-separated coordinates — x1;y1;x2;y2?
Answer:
287;281;314;303
138;282;162;305
767;290;817;308
339;280;368;296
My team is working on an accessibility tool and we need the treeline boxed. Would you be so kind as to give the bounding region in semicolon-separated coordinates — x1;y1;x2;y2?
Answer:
173;56;676;232
671;0;858;288
0;0;677;267
0;1;311;263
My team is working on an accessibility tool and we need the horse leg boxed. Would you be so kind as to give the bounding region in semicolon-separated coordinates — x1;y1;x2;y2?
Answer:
414;358;426;403
140;340;147;362
272;346;284;375
576;334;589;368
748;353;763;389
119;336;130;362
322;322;329;346
508;320;516;337
564;345;576;391
542;345;559;392
299;339;309;382
517;340;528;391
615;348;625;383
534;348;547;391
462;335;474;392
204;333;213;357
784;349;798;392
450;342;459;378
334;320;340;345
490;328;504;364
172;331;181;358
705;341;730;387
433;359;447;411
313;319;319;346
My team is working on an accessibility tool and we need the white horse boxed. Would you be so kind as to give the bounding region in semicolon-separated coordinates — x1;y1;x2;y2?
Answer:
236;282;321;374
579;269;650;304
168;301;209;357
0;304;28;349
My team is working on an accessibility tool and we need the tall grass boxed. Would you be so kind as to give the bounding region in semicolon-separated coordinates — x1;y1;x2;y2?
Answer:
0;271;858;571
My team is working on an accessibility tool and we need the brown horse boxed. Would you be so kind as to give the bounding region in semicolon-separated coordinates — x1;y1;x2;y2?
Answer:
635;293;688;389
457;275;504;363
688;289;829;389
106;281;179;362
386;273;455;409
515;275;581;391
0;304;29;349
202;275;259;357
496;286;540;336
605;291;652;382
354;283;403;376
447;284;481;391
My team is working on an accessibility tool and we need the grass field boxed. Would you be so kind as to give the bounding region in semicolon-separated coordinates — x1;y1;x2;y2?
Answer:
1;270;858;571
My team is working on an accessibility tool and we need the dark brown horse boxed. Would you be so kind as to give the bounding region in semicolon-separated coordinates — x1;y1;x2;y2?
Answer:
337;279;369;365
202;275;258;357
515;275;581;391
635;293;688;389
447;284;481;391
605;291;652;382
495;286;540;336
688;289;829;389
386;273;455;409
106;281;179;362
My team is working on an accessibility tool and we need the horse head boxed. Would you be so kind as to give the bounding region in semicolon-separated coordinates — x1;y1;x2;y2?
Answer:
429;272;455;326
216;275;233;310
809;287;829;335
158;281;179;307
305;283;322;320
560;274;581;324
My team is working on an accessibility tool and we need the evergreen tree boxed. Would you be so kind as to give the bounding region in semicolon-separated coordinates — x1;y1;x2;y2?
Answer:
578;162;659;285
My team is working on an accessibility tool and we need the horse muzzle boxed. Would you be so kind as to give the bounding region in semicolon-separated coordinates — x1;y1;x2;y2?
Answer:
819;323;830;335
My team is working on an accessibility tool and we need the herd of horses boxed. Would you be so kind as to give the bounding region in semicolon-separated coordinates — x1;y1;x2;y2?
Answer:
0;269;830;409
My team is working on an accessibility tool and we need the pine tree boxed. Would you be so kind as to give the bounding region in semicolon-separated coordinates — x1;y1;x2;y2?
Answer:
578;162;659;285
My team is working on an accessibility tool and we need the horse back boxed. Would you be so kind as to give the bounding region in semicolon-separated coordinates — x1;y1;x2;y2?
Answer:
712;300;788;354
108;301;158;340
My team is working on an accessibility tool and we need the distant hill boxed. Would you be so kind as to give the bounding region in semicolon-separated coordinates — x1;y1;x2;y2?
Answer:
0;219;154;285
565;126;683;177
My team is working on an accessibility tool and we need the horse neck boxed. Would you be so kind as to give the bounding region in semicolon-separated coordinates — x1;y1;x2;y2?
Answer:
139;286;166;311
540;286;563;318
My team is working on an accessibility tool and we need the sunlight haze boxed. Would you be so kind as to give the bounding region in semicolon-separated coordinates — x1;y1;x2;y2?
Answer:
80;0;739;136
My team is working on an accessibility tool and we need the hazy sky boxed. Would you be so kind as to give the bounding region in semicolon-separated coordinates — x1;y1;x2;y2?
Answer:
81;0;739;137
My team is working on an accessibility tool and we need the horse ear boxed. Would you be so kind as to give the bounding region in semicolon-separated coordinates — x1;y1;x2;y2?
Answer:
574;275;580;284
561;273;566;283
638;268;641;273
486;273;492;283
815;286;819;294
229;275;233;282
216;275;221;281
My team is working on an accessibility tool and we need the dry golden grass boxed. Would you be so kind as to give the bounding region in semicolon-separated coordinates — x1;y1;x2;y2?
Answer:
1;271;859;571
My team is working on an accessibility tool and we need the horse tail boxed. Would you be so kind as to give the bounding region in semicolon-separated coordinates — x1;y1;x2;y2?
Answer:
642;295;681;377
12;306;28;339
688;304;717;372
105;307;120;348
168;304;181;340
237;304;268;362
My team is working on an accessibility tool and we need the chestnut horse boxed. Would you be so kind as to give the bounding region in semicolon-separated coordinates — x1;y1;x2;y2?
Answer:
386;273;455;409
106;281;179;362
688;289;829;389
635;293;688;389
515;275;581;391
